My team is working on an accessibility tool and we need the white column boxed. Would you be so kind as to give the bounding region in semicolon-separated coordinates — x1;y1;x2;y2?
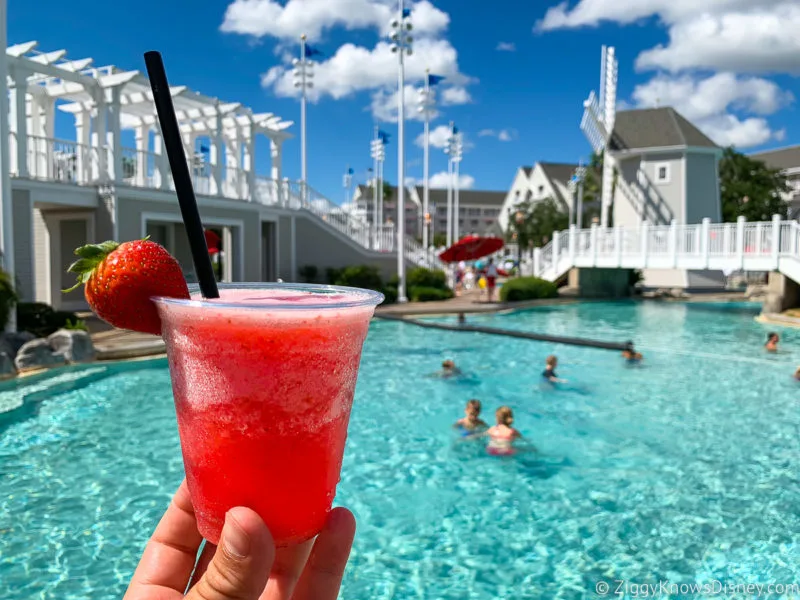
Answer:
43;98;56;180
0;0;15;330
454;158;460;241
590;223;598;266
107;87;122;183
153;129;167;189
211;108;223;196
134;124;148;187
290;215;297;282
11;71;27;177
271;138;283;203
533;247;541;276
29;95;44;177
669;219;678;267
771;213;782;270
243;124;256;201
568;224;576;262
701;217;710;268
736;216;746;270
615;225;623;266
640;221;649;268
446;158;453;247
552;230;561;272
75;110;90;183
92;91;107;181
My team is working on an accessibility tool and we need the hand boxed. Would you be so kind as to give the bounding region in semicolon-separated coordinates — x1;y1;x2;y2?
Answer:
124;480;355;600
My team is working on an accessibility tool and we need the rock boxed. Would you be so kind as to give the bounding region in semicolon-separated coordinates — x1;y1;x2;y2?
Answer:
0;331;36;361
47;329;96;364
14;339;66;372
0;352;15;380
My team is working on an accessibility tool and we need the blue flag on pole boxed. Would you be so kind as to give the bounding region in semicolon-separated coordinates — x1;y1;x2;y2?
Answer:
347;167;354;175
402;7;411;18
305;44;324;58
427;74;446;87
452;125;459;135
378;130;391;144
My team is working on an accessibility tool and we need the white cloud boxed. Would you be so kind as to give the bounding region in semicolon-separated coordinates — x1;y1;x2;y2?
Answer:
415;124;454;149
477;128;517;142
630;72;792;147
441;86;472;105
222;0;449;42
428;171;475;189
372;85;430;123
496;42;516;52
536;1;800;74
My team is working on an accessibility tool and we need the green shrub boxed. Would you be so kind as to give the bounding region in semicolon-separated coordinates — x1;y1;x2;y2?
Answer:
382;285;398;305
499;277;558;303
64;318;88;332
298;265;319;283
17;302;80;337
325;267;342;285
410;286;454;302
0;268;18;330
334;265;384;291
407;267;448;291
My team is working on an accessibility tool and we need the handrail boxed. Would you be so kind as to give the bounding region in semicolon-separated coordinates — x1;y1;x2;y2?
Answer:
532;216;800;284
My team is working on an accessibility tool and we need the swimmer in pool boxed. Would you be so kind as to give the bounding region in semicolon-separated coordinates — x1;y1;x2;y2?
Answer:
485;406;522;456
453;399;488;436
794;366;800;381
438;359;462;378
622;341;643;362
765;332;780;353
542;355;567;383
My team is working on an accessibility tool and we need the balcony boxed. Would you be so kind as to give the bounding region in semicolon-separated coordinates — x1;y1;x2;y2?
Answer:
11;134;288;207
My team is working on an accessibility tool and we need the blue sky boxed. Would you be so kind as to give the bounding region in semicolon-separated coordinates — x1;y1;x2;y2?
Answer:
9;0;800;203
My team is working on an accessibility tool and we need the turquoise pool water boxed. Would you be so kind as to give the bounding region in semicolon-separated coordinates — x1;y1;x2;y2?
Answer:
2;301;800;599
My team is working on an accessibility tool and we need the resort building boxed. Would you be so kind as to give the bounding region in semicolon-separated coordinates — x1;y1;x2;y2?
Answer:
499;162;600;232
749;145;800;218
1;42;432;311
352;185;506;242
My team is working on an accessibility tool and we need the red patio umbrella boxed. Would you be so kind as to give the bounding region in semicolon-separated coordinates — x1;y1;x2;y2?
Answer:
204;229;221;255
438;235;504;264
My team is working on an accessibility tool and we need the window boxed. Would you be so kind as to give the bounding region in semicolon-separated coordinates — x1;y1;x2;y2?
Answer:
470;219;480;227
483;208;500;217
537;185;545;194
655;162;671;184
468;207;481;216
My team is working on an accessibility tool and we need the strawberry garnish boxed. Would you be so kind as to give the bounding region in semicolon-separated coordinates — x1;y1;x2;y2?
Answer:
65;239;190;336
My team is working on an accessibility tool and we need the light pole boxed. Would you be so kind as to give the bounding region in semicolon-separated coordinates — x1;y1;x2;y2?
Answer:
292;36;317;204
417;70;443;254
343;166;353;205
389;2;412;302
569;163;587;229
370;126;386;250
444;123;462;242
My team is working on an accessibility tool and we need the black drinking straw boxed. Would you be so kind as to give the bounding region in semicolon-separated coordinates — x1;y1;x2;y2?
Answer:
144;51;220;299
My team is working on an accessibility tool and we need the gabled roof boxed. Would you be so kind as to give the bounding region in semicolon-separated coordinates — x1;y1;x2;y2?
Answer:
608;107;718;152
539;162;579;186
750;145;800;171
521;166;533;177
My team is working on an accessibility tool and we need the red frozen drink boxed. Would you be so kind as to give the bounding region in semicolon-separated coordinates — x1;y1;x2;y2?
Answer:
154;284;382;546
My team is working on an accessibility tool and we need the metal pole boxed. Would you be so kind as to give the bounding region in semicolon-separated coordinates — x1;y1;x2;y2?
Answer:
372;127;378;250
454;151;460;241
378;158;384;249
396;0;407;302
446;155;453;248
577;179;584;230
0;0;15;331
300;34;307;204
422;70;430;253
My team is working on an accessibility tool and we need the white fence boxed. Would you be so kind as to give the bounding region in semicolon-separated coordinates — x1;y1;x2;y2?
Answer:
533;216;800;285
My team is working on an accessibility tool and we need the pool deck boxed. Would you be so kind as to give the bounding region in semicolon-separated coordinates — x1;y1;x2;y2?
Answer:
83;288;753;360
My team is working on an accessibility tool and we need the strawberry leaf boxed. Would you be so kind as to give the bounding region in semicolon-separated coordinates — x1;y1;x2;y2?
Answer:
64;240;122;294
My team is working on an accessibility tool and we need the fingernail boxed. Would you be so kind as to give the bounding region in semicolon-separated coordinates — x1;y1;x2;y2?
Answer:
222;509;251;559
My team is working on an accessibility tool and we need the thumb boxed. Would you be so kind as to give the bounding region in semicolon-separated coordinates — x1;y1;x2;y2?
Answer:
187;508;275;600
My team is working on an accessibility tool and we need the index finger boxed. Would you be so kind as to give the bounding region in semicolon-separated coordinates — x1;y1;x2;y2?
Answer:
124;480;204;599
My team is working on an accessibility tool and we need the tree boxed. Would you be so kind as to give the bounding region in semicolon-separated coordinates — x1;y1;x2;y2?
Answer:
719;146;790;222
506;198;569;251
366;178;395;202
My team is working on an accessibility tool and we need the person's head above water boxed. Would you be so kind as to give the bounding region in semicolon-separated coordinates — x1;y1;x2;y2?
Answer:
767;332;779;343
495;406;514;426
624;341;635;352
545;355;558;367
442;359;456;370
465;399;481;416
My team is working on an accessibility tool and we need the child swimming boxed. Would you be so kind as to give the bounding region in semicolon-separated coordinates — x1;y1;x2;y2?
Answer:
765;332;780;353
453;399;488;436
486;406;522;456
622;341;643;363
542;355;567;383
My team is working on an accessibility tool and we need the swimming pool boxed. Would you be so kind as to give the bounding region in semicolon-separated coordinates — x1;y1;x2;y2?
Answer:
2;300;800;598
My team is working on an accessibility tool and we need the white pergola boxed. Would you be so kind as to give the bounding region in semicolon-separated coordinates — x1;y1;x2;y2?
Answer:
5;41;293;195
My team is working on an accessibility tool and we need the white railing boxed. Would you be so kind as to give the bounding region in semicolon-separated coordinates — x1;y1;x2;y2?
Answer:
533;216;800;284
26;135;99;184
